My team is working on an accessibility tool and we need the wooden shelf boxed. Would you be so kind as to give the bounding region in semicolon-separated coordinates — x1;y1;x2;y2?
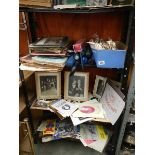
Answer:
19;70;34;87
19;91;35;114
19;5;134;13
24;70;34;79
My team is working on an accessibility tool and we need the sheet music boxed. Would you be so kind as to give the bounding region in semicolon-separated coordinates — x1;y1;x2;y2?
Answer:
100;83;125;125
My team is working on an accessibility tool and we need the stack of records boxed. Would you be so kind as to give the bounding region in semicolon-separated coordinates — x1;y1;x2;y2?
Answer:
20;36;72;72
29;36;71;57
20;54;68;72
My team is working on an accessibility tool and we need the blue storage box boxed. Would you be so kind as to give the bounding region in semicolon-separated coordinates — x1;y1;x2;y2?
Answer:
92;42;127;69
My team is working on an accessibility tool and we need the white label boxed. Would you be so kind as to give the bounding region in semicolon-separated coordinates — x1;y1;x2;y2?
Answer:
98;61;105;65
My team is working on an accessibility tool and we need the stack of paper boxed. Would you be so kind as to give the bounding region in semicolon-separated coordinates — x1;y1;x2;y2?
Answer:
50;99;79;119
54;119;80;139
71;99;106;126
79;124;109;152
41;118;80;142
20;54;67;72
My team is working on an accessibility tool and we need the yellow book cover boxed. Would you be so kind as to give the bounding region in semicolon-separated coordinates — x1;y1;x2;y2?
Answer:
96;125;107;140
42;119;56;136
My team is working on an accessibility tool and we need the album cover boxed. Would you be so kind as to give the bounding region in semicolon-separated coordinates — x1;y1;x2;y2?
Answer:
50;99;79;118
29;36;69;48
72;99;105;119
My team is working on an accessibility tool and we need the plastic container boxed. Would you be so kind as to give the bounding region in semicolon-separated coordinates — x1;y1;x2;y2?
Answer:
92;42;127;69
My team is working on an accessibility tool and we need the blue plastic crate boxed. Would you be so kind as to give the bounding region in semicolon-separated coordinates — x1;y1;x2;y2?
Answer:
91;41;127;69
92;49;126;68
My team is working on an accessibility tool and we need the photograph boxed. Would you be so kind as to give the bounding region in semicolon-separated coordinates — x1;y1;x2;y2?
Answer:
64;71;89;101
35;72;61;99
93;75;107;99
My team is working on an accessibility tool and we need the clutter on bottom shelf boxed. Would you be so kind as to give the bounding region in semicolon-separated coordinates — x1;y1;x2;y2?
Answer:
37;118;110;153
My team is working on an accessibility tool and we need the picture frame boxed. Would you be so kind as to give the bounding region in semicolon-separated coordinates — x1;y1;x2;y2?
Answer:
35;72;61;99
64;71;89;101
93;75;107;99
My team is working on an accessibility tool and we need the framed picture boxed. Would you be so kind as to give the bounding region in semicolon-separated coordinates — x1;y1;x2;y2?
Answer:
93;75;107;99
64;71;89;101
35;72;61;99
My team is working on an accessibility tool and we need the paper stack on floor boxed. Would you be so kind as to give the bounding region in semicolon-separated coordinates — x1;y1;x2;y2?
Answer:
37;118;109;153
80;124;109;152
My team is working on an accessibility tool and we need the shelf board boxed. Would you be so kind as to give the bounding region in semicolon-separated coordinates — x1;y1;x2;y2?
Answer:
19;5;134;13
19;70;34;87
24;70;34;79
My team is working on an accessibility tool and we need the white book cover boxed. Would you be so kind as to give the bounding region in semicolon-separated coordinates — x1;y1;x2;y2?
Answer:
51;99;79;117
100;83;125;125
72;99;105;119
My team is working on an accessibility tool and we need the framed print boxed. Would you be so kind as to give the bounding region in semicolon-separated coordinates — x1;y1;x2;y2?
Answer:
64;72;89;101
35;72;61;99
93;75;107;99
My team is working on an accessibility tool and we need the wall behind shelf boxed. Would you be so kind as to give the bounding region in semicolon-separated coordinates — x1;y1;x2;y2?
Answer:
33;12;128;42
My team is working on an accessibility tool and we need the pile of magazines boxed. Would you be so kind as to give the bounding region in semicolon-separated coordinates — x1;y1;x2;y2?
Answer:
37;118;109;153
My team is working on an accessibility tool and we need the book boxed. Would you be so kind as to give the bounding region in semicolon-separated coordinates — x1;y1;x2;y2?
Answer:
37;119;56;135
42;120;56;135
